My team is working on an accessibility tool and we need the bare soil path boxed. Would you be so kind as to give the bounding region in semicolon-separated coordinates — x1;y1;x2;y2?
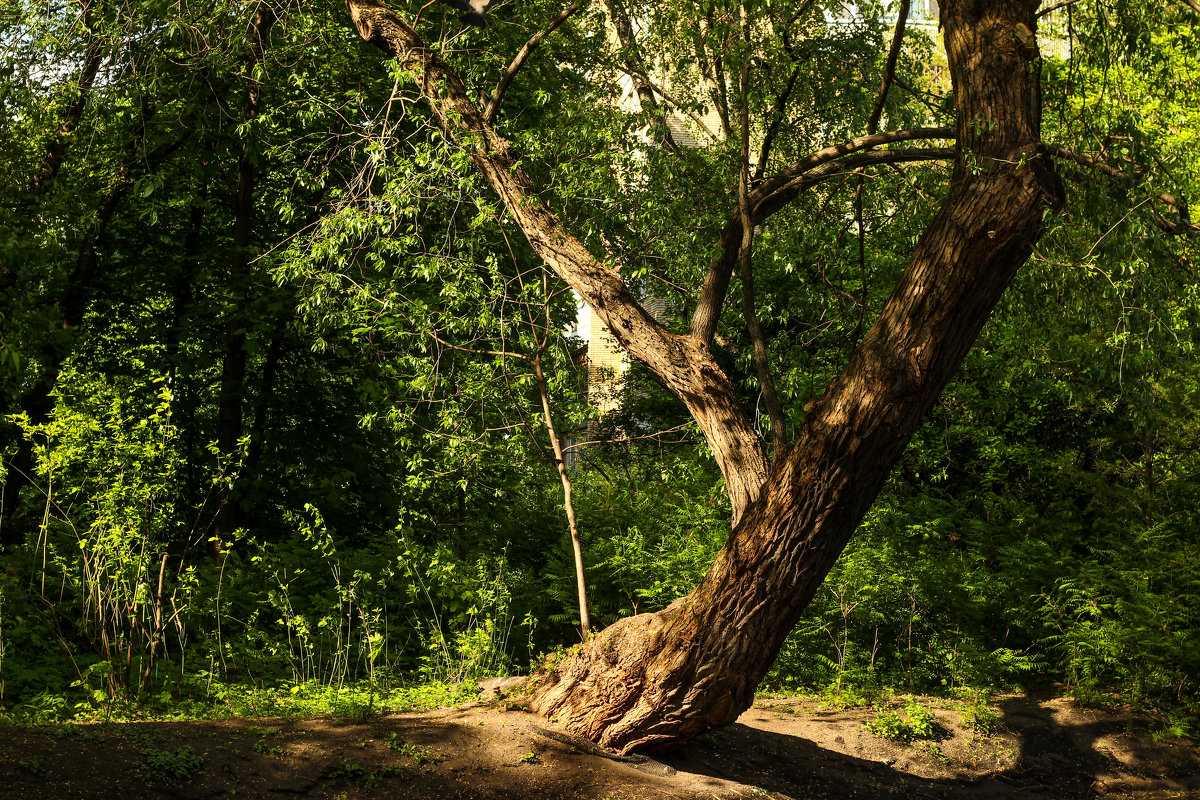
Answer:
0;691;1195;799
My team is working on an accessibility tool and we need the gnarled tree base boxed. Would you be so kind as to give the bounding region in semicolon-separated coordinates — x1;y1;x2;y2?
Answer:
531;599;760;754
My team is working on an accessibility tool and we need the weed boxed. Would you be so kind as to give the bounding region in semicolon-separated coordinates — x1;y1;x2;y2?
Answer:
239;724;280;737
45;724;106;744
252;738;286;757
323;759;368;781
960;697;1001;736
865;697;939;742
519;750;540;764
385;732;437;764
16;757;44;777
919;741;950;764
142;745;204;783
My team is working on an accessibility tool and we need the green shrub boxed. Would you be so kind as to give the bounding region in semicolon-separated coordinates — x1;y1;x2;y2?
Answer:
865;697;938;742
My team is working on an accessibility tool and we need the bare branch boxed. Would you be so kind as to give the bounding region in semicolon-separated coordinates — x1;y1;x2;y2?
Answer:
752;62;803;184
1036;0;1082;18
485;0;583;124
426;329;534;362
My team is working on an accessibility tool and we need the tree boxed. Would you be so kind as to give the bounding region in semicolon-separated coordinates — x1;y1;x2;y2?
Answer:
342;0;1064;752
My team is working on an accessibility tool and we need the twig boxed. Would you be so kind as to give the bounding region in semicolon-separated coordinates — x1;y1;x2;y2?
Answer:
426;328;533;362
1036;0;1081;18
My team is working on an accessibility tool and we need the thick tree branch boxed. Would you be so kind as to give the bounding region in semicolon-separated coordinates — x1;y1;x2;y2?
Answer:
347;0;769;522
689;128;954;343
485;0;583;124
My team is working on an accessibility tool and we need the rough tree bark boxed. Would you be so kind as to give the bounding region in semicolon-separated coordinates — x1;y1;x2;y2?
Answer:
346;0;1058;752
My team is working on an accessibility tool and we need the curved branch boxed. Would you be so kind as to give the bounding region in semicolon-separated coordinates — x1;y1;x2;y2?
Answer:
689;128;955;343
485;0;583;124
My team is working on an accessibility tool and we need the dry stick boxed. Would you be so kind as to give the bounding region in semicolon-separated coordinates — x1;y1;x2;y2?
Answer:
427;282;591;636
485;0;583;124
533;344;592;638
141;553;169;695
737;1;786;454
526;267;590;639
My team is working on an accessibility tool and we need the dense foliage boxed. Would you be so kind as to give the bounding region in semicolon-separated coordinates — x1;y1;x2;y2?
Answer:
1;0;1197;734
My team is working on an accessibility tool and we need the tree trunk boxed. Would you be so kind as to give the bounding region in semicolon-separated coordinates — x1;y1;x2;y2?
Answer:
531;0;1058;752
347;0;1058;752
211;3;276;556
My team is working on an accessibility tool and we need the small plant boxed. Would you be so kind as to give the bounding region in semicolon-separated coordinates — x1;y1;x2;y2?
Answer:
865;697;938;742
16;757;44;777
142;745;204;783
919;741;950;764
323;759;368;781
385;732;437;764
961;697;1001;736
1151;711;1195;743
519;750;540;764
240;724;280;738
252;738;286;757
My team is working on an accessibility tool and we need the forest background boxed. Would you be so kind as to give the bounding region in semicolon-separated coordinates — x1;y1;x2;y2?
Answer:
1;0;1198;738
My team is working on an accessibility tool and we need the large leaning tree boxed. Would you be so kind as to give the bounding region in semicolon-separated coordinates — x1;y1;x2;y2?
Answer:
340;0;1181;752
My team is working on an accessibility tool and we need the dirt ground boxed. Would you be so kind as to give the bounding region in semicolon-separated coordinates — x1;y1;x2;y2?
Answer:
0;688;1196;799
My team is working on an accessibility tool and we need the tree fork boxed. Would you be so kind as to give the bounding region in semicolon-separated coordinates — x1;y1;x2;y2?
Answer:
532;0;1059;752
346;0;1059;752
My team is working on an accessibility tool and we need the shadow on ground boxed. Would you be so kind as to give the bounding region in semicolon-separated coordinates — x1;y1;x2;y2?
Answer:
0;693;1196;799
662;694;1200;799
